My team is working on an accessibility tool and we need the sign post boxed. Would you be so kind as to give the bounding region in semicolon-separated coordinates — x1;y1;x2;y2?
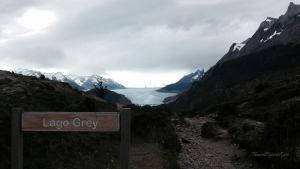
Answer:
120;108;131;169
11;108;23;169
11;108;131;169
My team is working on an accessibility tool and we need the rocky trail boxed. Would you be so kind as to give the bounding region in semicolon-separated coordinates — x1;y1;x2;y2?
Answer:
130;143;168;169
175;117;264;169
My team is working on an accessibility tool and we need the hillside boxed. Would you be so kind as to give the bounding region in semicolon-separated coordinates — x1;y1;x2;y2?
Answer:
170;44;300;112
0;70;179;169
0;70;117;169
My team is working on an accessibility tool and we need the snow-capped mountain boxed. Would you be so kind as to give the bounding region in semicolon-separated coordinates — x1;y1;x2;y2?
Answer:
180;69;205;83
14;69;125;91
218;2;300;64
67;74;125;91
157;69;205;93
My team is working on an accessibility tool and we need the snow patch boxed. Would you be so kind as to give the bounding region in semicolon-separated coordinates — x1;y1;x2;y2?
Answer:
192;74;199;80
263;28;269;32
266;18;272;22
52;72;66;81
233;43;246;51
191;69;205;81
260;30;282;43
74;79;84;86
14;68;41;77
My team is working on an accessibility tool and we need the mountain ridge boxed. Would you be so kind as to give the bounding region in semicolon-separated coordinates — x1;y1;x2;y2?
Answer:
157;69;205;93
218;2;300;65
14;68;126;91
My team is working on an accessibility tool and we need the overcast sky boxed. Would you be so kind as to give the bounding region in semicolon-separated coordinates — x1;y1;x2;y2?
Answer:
0;0;298;87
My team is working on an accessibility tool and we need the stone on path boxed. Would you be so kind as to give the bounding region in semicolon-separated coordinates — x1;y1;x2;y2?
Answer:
176;117;264;169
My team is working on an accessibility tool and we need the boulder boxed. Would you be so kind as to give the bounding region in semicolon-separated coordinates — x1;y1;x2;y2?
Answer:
229;118;265;151
201;122;227;138
181;138;191;144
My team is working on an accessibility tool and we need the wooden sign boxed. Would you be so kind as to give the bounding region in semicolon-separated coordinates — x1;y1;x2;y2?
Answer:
12;108;130;169
22;112;120;132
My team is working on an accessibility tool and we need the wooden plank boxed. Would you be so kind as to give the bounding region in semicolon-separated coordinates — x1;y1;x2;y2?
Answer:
22;112;119;132
11;108;23;169
120;108;131;169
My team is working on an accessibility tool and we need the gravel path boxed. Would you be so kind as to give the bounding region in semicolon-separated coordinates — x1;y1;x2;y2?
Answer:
176;117;264;169
130;143;167;169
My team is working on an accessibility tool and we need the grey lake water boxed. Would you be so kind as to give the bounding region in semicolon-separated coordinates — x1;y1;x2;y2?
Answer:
112;88;178;105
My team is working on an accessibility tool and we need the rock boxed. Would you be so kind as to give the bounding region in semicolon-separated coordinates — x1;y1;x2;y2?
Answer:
201;122;226;138
237;102;249;109
181;138;191;144
184;118;194;126
2;86;25;95
242;119;264;131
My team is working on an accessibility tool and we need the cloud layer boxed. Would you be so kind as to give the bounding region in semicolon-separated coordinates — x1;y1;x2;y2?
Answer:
0;0;298;85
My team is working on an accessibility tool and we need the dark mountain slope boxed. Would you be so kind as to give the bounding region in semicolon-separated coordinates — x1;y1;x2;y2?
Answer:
170;44;300;113
87;88;132;106
171;2;300;113
157;69;204;93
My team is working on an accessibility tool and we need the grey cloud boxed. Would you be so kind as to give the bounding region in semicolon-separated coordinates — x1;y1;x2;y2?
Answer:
0;40;65;68
0;0;298;73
